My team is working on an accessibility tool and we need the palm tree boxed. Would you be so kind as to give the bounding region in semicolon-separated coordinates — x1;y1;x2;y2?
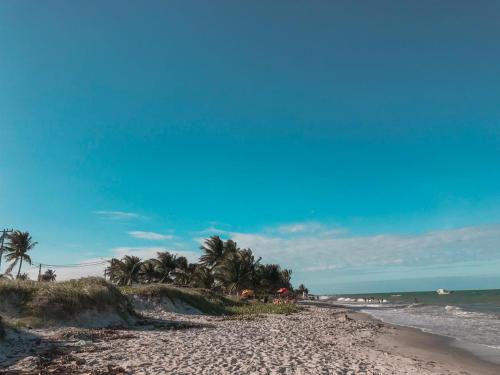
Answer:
296;283;309;298
138;260;161;283
199;236;226;269
224;239;239;256
280;269;293;289
4;231;37;278
40;269;56;282
255;264;282;293
215;249;261;295
106;256;142;286
172;257;196;285
153;251;178;283
191;265;215;289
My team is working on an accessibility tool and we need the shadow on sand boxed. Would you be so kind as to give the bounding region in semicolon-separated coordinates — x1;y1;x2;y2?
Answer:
0;316;213;374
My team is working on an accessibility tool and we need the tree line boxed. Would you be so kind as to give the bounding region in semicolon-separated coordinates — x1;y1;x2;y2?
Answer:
106;235;304;295
0;231;310;295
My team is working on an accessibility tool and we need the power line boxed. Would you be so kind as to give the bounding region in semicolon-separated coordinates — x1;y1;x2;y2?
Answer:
30;259;110;269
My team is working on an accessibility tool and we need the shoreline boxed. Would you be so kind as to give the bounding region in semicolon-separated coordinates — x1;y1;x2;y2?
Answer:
366;311;500;366
376;319;500;375
304;301;500;374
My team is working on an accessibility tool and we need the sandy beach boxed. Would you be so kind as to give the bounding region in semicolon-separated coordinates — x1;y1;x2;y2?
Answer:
2;302;499;374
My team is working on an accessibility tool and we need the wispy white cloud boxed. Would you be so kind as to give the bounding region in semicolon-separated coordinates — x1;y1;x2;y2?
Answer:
128;231;174;241
219;224;500;277
194;226;228;235
303;264;338;272
274;222;325;234
93;211;142;220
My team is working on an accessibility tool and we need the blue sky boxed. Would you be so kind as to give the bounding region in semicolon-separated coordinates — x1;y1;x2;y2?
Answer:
1;1;499;293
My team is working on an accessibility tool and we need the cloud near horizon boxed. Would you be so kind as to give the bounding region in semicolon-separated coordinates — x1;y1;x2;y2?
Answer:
216;224;500;284
272;222;344;235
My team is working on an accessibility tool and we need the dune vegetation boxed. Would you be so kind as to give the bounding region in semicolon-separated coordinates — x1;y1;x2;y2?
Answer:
0;277;298;329
0;277;135;328
122;283;300;316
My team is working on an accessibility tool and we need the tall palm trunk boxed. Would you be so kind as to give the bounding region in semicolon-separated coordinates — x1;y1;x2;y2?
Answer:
17;258;23;278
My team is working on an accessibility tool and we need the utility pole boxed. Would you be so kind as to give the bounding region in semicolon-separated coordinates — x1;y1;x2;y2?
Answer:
0;229;14;272
38;264;42;282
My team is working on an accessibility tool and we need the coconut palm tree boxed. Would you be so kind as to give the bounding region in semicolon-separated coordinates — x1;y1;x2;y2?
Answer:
106;256;142;286
172;257;197;285
296;283;309;298
138;259;161;283
40;269;57;282
224;239;239;256
191;265;215;289
215;249;261;295
199;235;226;269
4;231;37;278
280;269;293;289
255;264;282;293
153;251;178;283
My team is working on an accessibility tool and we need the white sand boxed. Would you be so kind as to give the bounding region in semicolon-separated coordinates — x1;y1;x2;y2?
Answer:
0;305;490;374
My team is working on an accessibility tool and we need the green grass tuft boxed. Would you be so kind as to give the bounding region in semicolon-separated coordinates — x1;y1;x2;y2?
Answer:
227;302;300;315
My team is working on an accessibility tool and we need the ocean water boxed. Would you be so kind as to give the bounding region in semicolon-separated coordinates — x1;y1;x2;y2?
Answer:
321;289;500;363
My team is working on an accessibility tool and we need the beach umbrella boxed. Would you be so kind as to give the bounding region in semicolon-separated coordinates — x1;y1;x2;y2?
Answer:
241;289;254;298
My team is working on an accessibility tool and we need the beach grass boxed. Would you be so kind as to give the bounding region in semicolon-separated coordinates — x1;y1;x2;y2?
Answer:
0;277;134;327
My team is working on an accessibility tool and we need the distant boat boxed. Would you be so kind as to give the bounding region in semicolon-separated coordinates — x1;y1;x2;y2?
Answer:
436;288;452;295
